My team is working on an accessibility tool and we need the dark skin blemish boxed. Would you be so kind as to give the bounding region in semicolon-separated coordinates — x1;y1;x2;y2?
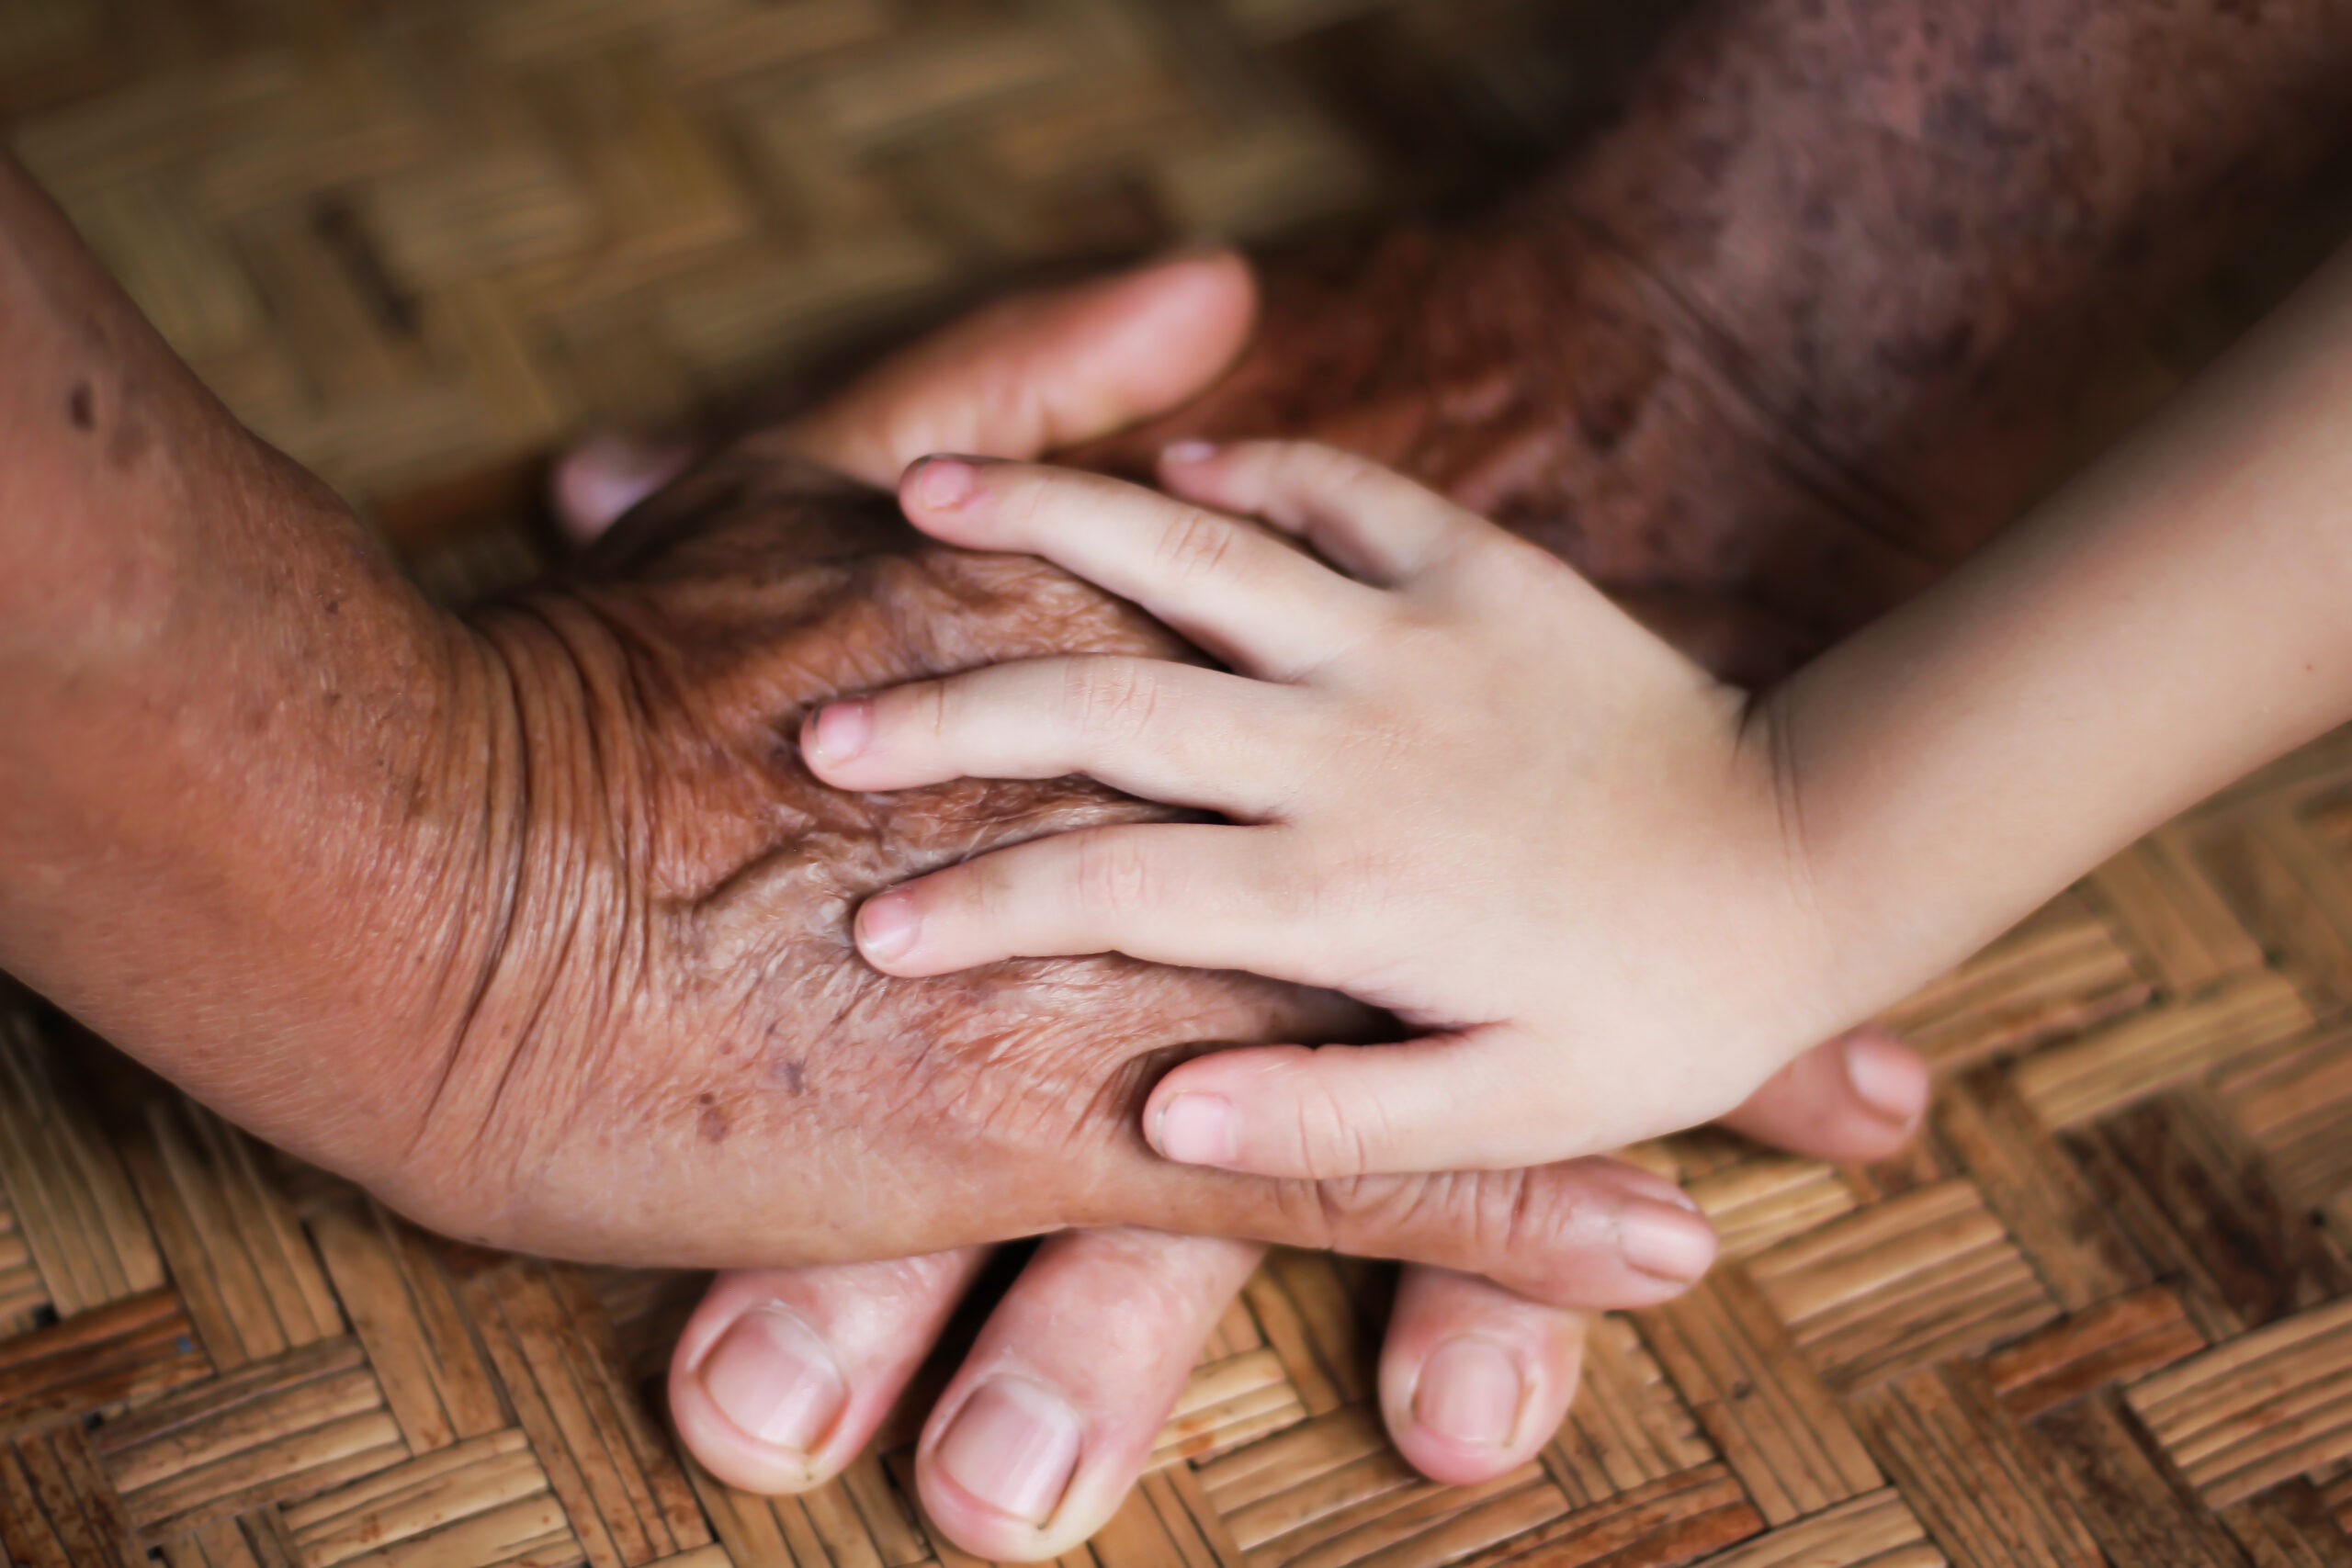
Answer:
695;1089;731;1143
68;381;93;430
765;1056;808;1095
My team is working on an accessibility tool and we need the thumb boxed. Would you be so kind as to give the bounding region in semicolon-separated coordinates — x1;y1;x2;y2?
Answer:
783;249;1257;486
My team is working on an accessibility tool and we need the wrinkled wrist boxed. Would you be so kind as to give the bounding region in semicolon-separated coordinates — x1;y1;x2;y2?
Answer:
0;584;516;1196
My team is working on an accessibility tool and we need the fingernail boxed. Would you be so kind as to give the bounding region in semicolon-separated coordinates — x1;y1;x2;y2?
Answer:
935;1377;1082;1525
1160;440;1217;465
698;1308;849;1455
857;892;920;963
807;700;873;765
916;457;978;509
1412;1337;1526;1450
1154;1094;1236;1166
1842;1027;1928;1125
1618;1199;1717;1283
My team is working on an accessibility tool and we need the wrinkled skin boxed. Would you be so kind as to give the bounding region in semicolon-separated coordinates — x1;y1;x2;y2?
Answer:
432;451;1371;1262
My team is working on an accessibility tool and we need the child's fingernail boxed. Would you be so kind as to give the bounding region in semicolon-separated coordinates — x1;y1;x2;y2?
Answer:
857;892;921;963
1841;1026;1928;1125
806;700;873;765
1618;1200;1717;1283
1154;1094;1237;1166
1412;1337;1526;1451
915;457;978;509
1160;440;1217;466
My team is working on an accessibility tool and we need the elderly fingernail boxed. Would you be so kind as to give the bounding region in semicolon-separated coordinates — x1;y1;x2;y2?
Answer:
935;1377;1081;1525
1842;1027;1928;1124
699;1308;849;1455
807;701;873;765
1619;1199;1717;1283
916;457;978;508
858;892;920;963
1154;1094;1236;1166
1161;440;1217;465
1413;1337;1525;1450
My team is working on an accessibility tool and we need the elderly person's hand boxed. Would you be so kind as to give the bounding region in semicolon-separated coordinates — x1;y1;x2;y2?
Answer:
0;152;1898;1560
556;253;1929;1556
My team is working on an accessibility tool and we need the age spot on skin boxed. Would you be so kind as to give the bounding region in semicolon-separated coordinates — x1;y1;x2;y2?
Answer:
68;381;93;430
695;1089;732;1143
763;1055;808;1095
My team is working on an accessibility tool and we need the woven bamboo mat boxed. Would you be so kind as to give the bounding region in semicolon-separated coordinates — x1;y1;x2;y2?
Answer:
0;0;1679;542
14;2;2352;1566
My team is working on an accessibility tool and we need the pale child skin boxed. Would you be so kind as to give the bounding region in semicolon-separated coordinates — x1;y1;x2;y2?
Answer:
806;235;2352;1183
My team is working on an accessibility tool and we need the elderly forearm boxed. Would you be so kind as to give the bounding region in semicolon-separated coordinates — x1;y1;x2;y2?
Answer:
0;155;480;1163
1781;237;2352;1022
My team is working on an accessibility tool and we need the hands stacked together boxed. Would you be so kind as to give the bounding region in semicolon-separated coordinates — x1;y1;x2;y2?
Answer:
0;131;1926;1557
533;254;1932;1553
23;0;2346;1554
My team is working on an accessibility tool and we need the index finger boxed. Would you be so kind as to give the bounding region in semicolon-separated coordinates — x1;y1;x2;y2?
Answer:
899;456;1389;680
1087;1144;1718;1313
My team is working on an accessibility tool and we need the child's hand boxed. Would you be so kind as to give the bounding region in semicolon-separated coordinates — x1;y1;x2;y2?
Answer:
800;442;1855;1179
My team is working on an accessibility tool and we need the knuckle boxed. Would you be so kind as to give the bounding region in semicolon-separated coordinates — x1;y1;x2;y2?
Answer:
1264;1174;1346;1252
1155;507;1240;585
1476;1168;1611;1304
912;679;955;748
1402;1168;1539;1280
1065;658;1160;749
1288;1063;1378;1180
1312;1169;1453;1259
1070;832;1163;917
1005;471;1054;536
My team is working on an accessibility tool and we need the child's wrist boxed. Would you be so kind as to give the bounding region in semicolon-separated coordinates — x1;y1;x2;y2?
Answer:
1728;681;1901;1077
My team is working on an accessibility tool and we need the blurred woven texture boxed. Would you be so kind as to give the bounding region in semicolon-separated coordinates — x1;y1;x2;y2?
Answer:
0;0;1673;547
12;1;2352;1567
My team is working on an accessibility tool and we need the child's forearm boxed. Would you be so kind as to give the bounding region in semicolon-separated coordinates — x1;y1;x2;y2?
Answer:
1781;238;2352;1016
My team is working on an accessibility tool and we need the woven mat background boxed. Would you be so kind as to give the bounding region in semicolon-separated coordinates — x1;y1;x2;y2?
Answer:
11;2;2352;1566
